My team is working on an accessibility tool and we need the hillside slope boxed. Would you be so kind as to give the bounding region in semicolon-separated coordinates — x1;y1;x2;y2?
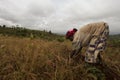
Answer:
0;26;64;41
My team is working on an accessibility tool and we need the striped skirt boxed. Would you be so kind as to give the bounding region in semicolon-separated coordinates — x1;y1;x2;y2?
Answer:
85;26;109;63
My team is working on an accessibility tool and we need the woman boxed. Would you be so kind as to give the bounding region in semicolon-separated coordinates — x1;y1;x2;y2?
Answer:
66;22;109;64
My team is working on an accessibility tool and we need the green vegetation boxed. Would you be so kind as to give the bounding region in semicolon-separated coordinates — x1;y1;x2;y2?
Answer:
0;25;120;80
0;25;64;41
108;34;120;47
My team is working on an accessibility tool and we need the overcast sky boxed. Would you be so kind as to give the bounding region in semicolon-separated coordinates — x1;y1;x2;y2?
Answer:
0;0;120;34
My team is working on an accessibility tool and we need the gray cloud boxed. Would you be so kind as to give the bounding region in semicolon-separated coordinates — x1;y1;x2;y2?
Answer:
0;0;120;34
27;1;55;17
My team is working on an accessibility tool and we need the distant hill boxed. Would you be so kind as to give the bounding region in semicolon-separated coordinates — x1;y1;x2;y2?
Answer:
0;25;120;44
0;25;64;42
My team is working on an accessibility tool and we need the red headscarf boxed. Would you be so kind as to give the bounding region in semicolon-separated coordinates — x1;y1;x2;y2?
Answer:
66;28;77;41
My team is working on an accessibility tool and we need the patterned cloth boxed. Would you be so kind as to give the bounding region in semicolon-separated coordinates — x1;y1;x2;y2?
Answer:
85;26;109;63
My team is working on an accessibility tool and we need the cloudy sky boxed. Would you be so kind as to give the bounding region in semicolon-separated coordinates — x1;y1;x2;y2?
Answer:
0;0;120;34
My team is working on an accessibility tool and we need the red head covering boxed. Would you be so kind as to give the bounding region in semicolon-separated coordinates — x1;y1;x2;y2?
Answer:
66;28;77;41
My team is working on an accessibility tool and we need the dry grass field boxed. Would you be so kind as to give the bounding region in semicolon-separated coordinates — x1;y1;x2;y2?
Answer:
0;35;120;80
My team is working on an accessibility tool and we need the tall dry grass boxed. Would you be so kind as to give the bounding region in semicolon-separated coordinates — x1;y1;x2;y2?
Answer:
0;36;120;80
